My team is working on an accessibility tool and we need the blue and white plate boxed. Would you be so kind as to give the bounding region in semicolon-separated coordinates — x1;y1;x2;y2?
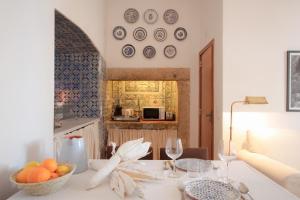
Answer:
133;27;147;41
174;27;187;41
163;9;179;24
185;179;241;200
143;46;156;59
164;45;176;58
144;9;158;24
113;26;126;40
124;8;139;23
122;44;135;58
154;28;167;42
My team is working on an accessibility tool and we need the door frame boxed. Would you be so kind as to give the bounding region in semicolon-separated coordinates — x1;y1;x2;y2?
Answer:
199;39;214;159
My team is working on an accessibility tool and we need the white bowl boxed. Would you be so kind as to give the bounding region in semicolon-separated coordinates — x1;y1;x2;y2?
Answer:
10;164;76;196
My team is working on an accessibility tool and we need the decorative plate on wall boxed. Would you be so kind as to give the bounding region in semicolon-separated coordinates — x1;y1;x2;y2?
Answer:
163;9;179;24
143;46;156;59
113;26;127;40
143;9;158;24
133;27;147;41
154;28;167;42
164;45;177;58
174;27;187;41
124;8;139;23
122;44;135;58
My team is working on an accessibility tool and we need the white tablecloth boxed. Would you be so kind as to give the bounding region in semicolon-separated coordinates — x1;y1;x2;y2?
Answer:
9;160;300;200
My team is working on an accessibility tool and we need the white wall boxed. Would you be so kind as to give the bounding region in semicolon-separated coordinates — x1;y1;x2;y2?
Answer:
106;0;222;148
0;0;54;199
223;0;300;170
55;0;107;55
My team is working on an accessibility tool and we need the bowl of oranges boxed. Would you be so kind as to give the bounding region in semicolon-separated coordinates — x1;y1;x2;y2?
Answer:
10;158;76;196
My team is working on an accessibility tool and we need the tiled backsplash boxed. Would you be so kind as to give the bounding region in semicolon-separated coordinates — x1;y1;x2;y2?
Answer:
105;81;178;119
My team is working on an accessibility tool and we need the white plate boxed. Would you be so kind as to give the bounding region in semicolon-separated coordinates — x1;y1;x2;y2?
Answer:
185;179;241;200
175;158;211;172
144;9;158;24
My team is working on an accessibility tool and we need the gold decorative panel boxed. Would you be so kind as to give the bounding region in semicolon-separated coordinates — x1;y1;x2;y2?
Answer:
125;81;159;92
105;81;178;119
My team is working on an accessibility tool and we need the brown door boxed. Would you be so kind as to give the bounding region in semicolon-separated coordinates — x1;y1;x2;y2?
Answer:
199;40;214;159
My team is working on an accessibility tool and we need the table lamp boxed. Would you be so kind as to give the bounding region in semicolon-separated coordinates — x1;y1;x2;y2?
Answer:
229;96;268;154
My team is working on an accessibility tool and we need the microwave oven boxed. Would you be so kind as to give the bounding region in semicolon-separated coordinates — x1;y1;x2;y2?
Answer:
142;107;165;120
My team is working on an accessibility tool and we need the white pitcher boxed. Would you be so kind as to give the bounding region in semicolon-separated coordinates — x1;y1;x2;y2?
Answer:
55;135;88;174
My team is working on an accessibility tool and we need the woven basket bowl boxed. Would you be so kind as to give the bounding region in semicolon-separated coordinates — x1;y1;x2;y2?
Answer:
10;164;76;196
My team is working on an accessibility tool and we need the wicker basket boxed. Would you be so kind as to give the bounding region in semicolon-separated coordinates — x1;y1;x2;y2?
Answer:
10;164;76;196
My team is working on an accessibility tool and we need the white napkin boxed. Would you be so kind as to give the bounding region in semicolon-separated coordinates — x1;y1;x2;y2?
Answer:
87;138;157;199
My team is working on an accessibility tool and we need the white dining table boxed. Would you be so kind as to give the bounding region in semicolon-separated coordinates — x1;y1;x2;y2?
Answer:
9;160;300;200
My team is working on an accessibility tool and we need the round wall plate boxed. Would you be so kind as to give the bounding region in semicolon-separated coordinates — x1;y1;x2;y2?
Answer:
143;46;156;59
154;28;167;42
144;9;158;24
174;27;187;41
124;8;139;23
113;26;126;40
164;45;177;58
163;9;179;24
122;44;135;58
133;27;147;41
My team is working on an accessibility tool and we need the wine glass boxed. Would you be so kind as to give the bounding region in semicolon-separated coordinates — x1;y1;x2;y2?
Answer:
165;137;183;178
218;140;237;183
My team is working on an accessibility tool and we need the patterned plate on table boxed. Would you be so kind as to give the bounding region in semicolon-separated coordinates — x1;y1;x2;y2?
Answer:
122;44;135;58
133;27;147;41
164;45;176;58
163;9;179;24
175;158;211;172
174;27;187;41
143;46;156;59
124;8;139;23
144;9;158;24
113;26;126;40
154;28;167;42
185;179;241;200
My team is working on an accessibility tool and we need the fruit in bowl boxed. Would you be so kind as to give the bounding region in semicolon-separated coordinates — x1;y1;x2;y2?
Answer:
10;158;76;196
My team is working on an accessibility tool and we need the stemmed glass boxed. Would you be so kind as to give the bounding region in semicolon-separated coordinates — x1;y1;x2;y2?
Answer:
218;140;237;183
165;137;183;178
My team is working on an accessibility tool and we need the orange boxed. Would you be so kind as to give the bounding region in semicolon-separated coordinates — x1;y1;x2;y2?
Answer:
42;158;58;172
26;167;51;183
56;165;70;176
16;167;35;183
50;172;59;179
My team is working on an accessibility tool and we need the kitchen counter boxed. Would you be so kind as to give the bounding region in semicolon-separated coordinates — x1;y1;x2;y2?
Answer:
105;120;178;130
54;118;99;136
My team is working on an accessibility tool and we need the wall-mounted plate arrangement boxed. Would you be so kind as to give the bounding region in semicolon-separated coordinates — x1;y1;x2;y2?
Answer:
122;44;135;58
143;46;156;59
124;8;139;23
133;27;147;41
174;27;187;41
154;28;167;42
113;26;127;40
144;9;158;24
163;9;179;25
164;45;177;58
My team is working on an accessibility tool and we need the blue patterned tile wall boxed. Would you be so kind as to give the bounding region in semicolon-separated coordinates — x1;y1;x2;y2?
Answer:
55;10;105;118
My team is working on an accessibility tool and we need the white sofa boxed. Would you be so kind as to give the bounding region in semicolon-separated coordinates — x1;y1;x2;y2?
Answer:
238;149;300;198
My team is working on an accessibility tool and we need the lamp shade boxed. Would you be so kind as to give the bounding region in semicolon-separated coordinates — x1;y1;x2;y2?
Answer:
244;96;268;104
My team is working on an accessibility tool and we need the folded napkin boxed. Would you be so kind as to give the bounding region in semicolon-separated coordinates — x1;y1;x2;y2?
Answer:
87;138;158;199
